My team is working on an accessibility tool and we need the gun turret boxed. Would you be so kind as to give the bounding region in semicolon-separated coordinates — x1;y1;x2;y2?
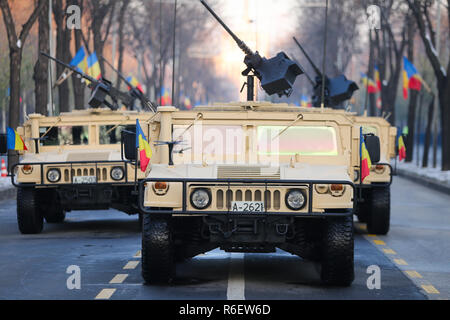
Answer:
200;0;303;99
41;52;134;111
292;37;359;109
101;57;157;113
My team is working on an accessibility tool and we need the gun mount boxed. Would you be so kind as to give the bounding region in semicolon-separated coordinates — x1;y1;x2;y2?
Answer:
293;37;359;109
200;0;303;100
41;52;135;111
101;57;157;113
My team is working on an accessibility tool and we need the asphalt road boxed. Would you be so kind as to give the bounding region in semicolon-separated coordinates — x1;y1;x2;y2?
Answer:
0;176;448;300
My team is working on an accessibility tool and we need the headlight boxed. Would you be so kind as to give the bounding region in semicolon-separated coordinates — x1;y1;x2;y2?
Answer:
315;184;329;194
110;167;124;181
285;189;306;211
190;189;211;210
47;168;61;183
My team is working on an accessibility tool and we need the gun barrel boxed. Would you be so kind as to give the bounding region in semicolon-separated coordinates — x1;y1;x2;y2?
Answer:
41;52;98;85
200;0;253;56
292;37;323;78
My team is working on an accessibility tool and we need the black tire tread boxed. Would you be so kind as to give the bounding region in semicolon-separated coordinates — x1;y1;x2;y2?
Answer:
141;214;174;284
321;215;354;286
17;187;43;234
367;186;390;235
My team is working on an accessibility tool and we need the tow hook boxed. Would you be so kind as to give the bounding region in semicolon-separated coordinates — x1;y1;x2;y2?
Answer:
276;224;289;236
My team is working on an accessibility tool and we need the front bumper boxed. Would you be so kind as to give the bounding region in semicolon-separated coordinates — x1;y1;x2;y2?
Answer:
138;178;355;216
12;160;135;187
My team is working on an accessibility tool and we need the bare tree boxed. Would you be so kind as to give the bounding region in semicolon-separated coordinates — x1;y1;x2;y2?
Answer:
406;0;450;171
33;0;49;116
0;0;45;130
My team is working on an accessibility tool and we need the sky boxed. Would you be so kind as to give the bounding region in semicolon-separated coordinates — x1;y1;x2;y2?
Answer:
206;0;299;99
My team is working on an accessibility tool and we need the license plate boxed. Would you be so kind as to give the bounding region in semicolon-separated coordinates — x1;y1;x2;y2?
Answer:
73;176;97;184
231;201;265;213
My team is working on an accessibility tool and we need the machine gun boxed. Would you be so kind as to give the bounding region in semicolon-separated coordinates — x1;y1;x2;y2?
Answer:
41;52;135;111
293;37;359;109
200;0;303;100
101;57;157;113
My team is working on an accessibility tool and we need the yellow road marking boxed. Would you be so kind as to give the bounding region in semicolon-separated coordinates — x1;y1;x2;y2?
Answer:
109;274;129;284
367;234;377;237
382;248;396;254
421;285;440;294
373;240;386;245
95;288;116;300
394;259;408;266
134;250;142;258
123;261;140;270
404;271;422;279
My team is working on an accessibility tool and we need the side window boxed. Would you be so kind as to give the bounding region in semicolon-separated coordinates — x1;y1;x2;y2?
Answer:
40;126;89;146
99;125;136;145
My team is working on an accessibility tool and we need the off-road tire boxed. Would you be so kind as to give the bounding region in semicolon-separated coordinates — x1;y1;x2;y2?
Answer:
142;214;174;284
367;186;390;235
293;220;322;262
17;187;43;234
321;215;354;286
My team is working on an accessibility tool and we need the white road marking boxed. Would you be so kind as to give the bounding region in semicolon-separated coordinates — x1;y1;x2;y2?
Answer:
227;253;245;300
109;274;129;284
123;261;140;270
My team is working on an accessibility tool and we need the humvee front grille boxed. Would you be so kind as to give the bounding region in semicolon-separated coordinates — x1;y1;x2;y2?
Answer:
214;188;281;210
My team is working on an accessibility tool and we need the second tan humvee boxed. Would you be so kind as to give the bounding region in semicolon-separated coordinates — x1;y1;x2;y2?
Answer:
5;108;154;234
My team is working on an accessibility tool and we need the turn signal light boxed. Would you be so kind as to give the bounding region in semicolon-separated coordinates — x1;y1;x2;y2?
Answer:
155;182;168;190
330;184;344;191
21;165;33;175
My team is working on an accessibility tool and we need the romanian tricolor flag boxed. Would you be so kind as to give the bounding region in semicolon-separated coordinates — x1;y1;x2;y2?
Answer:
126;76;144;94
374;65;382;91
403;56;422;100
136;119;152;172
398;135;406;162
87;52;102;80
160;87;172;106
361;73;378;94
360;127;372;182
70;46;88;73
300;94;311;108
7;127;27;151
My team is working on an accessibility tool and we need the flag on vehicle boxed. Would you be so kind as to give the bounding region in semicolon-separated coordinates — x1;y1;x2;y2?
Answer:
7;127;27;151
402;56;422;100
87;52;102;80
126;76;144;94
360;127;372;182
398;135;406;162
136;119;152;172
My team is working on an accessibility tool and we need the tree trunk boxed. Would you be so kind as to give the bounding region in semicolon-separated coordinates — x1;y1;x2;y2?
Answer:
422;96;435;167
116;0;130;89
53;0;72;113
406;90;418;162
33;0;49;116
72;13;85;110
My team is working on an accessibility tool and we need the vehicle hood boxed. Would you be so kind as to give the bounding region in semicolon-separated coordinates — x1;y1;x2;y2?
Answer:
149;163;351;182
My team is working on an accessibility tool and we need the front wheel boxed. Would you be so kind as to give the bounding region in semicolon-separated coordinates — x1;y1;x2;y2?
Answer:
141;214;174;284
321;215;354;286
367;186;390;235
17;187;43;234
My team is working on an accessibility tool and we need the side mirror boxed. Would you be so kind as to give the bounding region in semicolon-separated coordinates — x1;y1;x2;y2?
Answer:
121;131;136;161
0;133;7;154
364;134;380;163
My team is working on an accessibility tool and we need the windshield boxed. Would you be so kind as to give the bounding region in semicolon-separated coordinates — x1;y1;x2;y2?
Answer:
40;126;89;146
172;125;244;162
99;125;136;145
257;126;339;156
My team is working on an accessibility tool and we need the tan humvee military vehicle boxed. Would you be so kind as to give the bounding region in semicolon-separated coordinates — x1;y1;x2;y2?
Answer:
290;108;397;235
352;116;397;235
5;108;153;234
124;102;379;286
